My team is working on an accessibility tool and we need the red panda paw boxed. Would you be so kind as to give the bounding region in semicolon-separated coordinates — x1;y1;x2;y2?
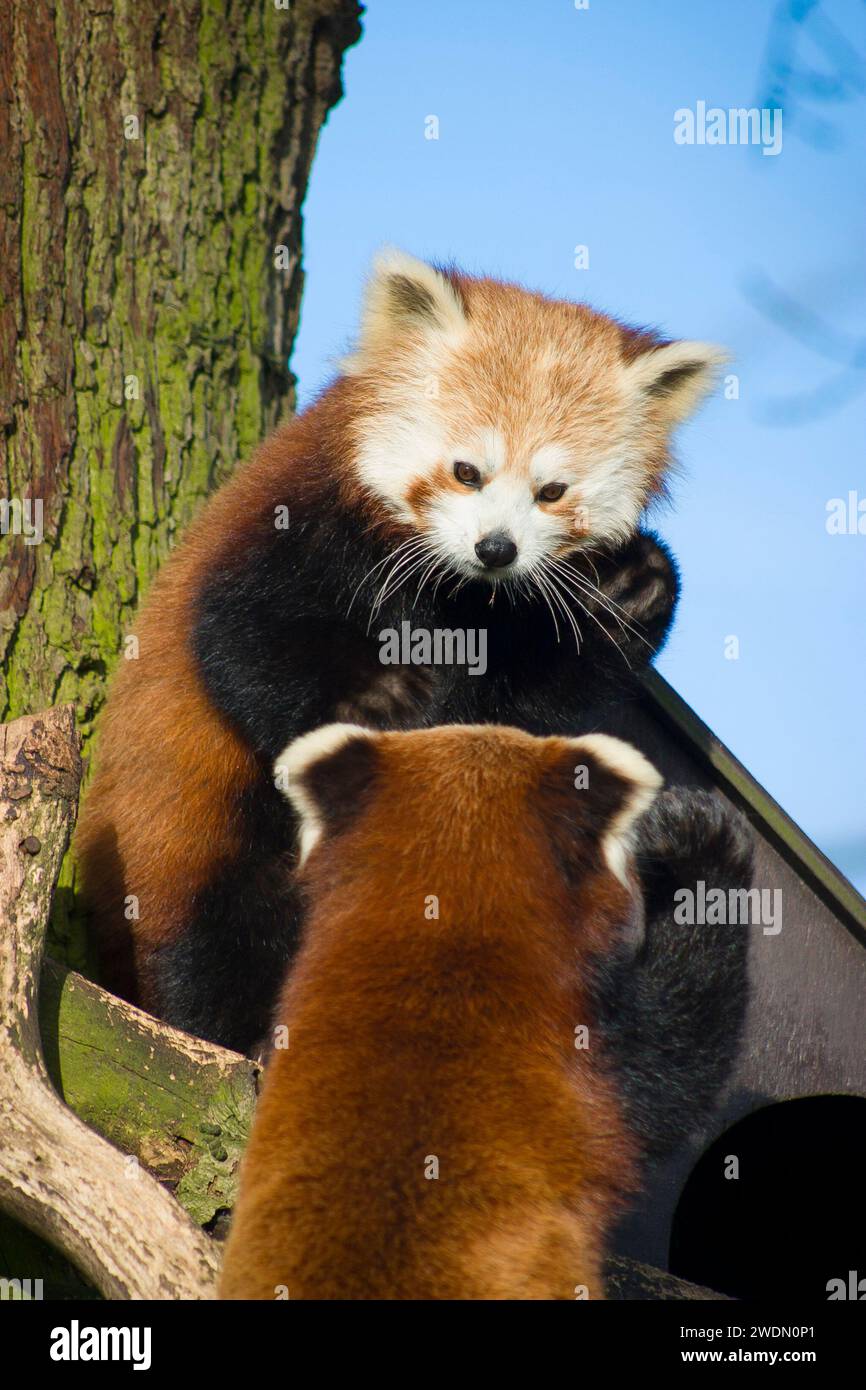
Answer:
578;530;680;660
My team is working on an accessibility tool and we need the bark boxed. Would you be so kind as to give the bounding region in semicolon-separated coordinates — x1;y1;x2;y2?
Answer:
0;706;223;1298
604;1255;729;1301
0;0;362;962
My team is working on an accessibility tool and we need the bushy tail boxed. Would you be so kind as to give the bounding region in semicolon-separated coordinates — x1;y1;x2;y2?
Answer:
596;787;754;1162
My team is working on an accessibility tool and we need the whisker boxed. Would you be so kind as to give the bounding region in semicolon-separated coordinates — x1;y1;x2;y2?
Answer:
347;536;421;616
525;563;562;644
371;561;435;628
377;545;436;606
549;559;630;634
552;558;651;649
368;550;424;623
554;556;634;622
537;564;582;651
443;572;472;603
573;545;603;591
367;540;433;628
413;552;447;607
545;562;633;668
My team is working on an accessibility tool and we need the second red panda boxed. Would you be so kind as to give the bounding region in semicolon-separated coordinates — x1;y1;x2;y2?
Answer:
219;722;752;1300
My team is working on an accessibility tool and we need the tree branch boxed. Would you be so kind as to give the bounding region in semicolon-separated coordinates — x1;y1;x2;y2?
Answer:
39;957;259;1227
0;707;221;1299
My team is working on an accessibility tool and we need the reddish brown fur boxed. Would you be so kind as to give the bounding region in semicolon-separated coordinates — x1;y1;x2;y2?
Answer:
219;725;643;1300
404;460;473;517
75;383;391;1002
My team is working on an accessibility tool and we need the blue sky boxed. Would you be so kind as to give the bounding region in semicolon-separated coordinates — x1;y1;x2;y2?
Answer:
292;0;866;893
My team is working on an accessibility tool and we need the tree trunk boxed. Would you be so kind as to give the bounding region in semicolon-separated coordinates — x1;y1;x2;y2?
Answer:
0;0;361;961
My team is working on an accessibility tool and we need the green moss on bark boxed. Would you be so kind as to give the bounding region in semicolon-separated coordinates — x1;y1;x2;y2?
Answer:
0;0;362;963
40;959;259;1227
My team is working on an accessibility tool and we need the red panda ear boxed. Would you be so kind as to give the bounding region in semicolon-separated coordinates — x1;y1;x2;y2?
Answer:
623;339;729;426
275;724;380;868
342;248;468;372
539;733;663;886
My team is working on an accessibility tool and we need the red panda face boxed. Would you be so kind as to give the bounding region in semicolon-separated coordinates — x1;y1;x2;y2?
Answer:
342;250;727;583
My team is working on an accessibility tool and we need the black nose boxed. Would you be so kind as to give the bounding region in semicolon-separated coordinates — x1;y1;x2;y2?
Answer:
475;533;518;569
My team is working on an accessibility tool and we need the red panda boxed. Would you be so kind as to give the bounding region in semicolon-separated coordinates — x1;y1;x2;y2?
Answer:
219;721;665;1300
75;250;728;1054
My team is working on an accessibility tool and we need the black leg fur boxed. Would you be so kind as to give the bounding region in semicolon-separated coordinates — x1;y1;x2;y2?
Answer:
150;871;302;1055
147;781;300;1054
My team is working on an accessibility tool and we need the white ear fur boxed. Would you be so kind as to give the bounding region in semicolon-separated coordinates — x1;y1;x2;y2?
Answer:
274;723;374;868
570;733;663;885
624;339;729;425
342;247;467;372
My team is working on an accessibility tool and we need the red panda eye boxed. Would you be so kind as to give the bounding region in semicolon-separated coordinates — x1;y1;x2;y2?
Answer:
537;482;567;503
454;461;482;487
